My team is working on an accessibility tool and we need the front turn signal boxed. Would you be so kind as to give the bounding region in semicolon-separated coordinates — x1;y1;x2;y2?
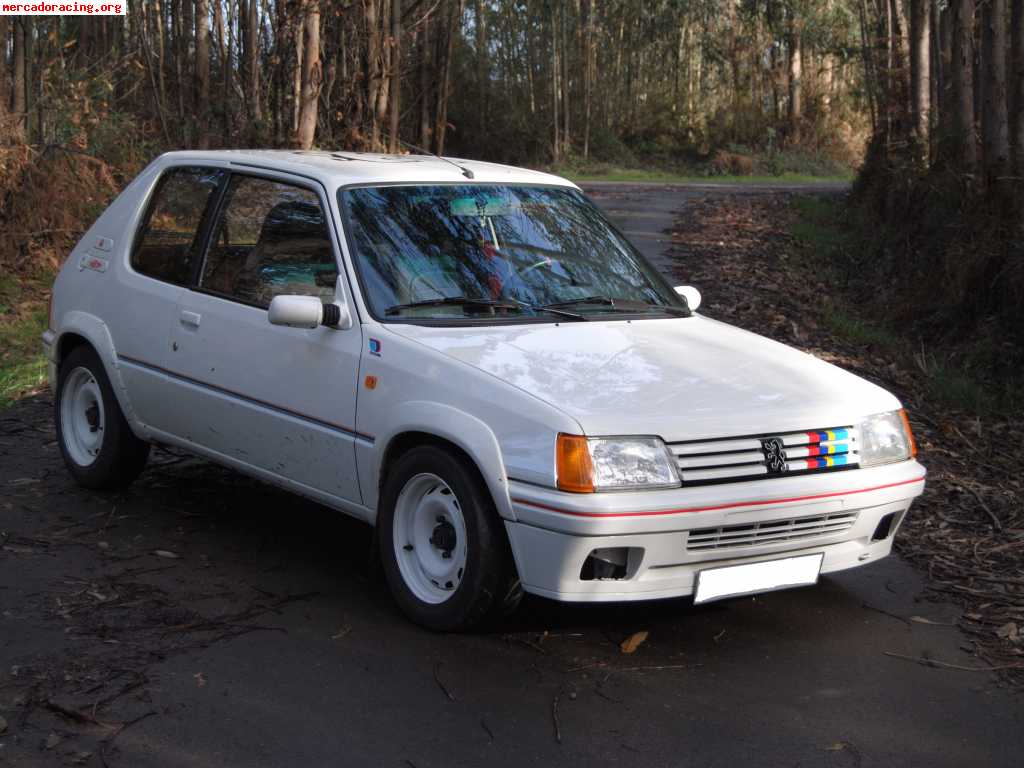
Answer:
556;433;594;493
899;409;918;458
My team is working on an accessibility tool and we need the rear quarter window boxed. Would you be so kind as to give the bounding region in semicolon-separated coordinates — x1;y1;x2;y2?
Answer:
131;167;225;284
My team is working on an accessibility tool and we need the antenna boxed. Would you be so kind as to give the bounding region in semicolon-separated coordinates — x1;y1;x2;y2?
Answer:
393;136;475;179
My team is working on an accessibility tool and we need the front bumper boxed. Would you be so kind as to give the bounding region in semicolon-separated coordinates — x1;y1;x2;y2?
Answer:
505;460;925;602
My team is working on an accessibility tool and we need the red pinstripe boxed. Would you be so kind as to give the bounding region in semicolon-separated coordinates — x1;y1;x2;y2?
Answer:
511;475;926;519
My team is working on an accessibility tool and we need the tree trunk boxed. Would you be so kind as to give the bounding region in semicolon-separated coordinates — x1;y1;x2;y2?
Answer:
196;0;211;148
293;15;304;136
982;0;1011;186
388;0;401;152
937;2;954;162
0;17;8;142
560;0;570;158
474;0;487;139
296;0;322;150
551;2;560;163
583;0;596;158
245;0;261;122
433;0;462;155
223;0;234;140
909;0;931;150
1012;0;1024;175
365;0;383;149
418;20;432;148
788;15;802;142
951;0;977;173
12;18;26;139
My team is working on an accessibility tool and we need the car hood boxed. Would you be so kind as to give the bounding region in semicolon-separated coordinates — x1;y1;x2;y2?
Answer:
386;316;901;440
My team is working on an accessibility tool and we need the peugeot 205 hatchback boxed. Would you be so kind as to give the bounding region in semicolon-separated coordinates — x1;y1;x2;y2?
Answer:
44;151;926;630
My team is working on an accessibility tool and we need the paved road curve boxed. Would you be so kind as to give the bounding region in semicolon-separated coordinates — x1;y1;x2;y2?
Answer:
1;182;1020;768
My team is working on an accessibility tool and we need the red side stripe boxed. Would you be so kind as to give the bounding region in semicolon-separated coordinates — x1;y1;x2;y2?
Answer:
511;475;926;519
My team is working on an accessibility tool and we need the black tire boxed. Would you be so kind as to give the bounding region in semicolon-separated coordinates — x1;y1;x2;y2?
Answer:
378;445;520;631
55;345;150;490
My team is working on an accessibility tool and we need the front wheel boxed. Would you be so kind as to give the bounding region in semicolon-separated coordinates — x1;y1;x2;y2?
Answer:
55;345;150;490
378;446;519;631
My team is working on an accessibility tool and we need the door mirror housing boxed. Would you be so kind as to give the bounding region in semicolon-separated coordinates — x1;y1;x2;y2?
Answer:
268;292;352;330
674;285;701;312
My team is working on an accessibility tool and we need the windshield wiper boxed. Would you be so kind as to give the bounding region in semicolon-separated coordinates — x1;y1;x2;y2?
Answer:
541;295;617;309
505;297;586;321
542;296;689;317
385;296;523;316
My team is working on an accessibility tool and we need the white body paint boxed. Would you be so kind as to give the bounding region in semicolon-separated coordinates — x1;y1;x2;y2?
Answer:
44;151;926;602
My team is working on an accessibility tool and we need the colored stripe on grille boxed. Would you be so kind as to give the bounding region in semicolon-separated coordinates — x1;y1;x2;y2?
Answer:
669;426;859;486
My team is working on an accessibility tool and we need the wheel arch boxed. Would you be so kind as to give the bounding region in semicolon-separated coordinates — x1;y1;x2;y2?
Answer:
370;403;515;524
53;312;140;429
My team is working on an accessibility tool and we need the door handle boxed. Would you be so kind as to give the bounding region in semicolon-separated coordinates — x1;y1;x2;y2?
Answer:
179;310;202;328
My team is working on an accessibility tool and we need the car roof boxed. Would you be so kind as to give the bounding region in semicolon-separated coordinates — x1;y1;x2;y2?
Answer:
155;149;577;189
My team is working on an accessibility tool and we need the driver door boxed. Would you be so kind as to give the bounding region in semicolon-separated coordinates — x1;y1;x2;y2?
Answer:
165;171;365;505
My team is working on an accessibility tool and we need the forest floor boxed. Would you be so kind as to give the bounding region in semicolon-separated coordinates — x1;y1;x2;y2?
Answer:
0;183;1021;768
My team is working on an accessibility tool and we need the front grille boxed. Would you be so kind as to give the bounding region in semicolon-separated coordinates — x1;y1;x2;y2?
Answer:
686;510;859;551
668;426;859;486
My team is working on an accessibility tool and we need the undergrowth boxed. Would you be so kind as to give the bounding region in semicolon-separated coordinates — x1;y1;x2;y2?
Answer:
790;195;1021;416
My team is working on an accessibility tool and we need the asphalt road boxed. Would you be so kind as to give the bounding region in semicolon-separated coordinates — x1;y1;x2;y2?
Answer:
2;182;1021;767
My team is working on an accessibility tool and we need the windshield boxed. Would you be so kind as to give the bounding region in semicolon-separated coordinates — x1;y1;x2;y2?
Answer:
339;184;688;323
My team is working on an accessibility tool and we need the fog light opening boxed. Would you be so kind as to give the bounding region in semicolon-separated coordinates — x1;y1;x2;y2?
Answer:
871;512;896;541
580;547;630;581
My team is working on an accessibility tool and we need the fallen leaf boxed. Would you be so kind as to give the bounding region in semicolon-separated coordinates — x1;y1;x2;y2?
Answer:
331;627;352;640
620;630;649;655
996;622;1019;641
826;741;851;752
193;672;206;688
45;732;62;749
153;550;180;559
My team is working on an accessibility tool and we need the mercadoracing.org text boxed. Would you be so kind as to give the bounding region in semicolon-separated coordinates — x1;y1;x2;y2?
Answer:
2;1;125;14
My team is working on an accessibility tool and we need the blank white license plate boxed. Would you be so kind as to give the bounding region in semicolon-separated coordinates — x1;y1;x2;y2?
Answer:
694;553;824;605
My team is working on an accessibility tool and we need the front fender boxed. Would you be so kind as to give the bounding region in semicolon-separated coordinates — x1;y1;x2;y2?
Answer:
362;401;516;523
54;311;139;428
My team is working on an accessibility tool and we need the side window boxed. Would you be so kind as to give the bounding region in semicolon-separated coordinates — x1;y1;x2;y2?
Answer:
132;167;224;284
199;175;338;308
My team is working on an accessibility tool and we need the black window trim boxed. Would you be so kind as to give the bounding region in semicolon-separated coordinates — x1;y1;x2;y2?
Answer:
188;167;348;314
335;179;689;328
129;164;229;288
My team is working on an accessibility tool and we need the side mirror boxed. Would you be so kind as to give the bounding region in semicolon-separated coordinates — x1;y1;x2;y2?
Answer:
268;294;352;330
674;285;702;312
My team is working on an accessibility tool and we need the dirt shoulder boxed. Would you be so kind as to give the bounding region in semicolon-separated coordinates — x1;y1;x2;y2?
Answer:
664;193;1024;683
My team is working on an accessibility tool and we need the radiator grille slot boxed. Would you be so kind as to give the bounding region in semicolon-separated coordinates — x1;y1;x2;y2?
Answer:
687;510;859;551
669;426;859;486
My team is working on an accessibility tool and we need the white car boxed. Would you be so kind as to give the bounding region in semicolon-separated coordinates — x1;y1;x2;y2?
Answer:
43;151;926;630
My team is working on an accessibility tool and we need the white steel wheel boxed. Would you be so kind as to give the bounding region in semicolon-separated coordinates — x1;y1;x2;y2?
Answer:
59;366;106;467
392;473;470;605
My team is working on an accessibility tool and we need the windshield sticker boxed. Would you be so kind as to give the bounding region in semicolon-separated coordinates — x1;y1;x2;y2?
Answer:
450;196;517;217
368;338;382;356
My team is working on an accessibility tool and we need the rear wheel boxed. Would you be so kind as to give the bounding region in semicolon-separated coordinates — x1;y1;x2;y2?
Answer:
55;345;149;489
378;445;519;631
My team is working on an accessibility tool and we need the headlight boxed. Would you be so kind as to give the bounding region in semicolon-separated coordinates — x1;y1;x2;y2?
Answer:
858;410;917;467
556;434;679;492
